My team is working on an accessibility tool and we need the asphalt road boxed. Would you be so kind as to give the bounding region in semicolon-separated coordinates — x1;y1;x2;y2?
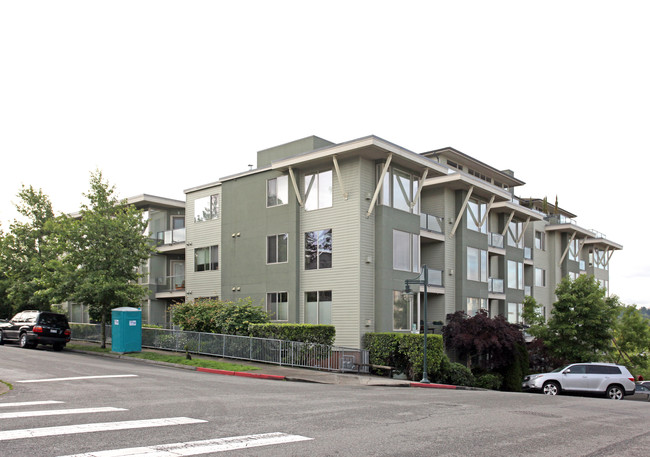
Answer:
1;344;649;457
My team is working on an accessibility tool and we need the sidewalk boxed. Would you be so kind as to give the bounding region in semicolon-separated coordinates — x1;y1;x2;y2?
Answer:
65;342;465;390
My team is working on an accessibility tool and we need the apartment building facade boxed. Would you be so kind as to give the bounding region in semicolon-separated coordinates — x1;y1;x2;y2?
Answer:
183;135;622;348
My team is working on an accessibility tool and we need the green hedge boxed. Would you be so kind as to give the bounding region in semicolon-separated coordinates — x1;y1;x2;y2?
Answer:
248;323;335;346
363;332;444;381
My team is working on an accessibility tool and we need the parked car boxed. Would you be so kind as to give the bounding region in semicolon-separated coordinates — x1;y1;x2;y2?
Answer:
628;384;650;402
522;363;636;400
0;310;71;351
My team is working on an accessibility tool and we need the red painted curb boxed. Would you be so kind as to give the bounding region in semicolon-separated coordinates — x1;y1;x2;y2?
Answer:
197;367;236;376
196;367;284;381
410;382;457;389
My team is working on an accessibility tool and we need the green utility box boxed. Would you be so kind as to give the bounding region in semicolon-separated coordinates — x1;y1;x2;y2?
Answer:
111;307;142;353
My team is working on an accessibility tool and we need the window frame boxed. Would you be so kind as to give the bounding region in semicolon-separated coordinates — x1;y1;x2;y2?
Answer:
535;267;546;287
267;233;288;265
304;229;332;270
507;260;524;290
194;245;219;272
266;292;289;321
305;290;332;324
194;194;219;222
304;170;333;211
267;175;289;208
393;230;420;273
467;247;488;282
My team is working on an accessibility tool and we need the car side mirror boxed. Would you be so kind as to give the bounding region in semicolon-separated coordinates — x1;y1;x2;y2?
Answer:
563;369;571;374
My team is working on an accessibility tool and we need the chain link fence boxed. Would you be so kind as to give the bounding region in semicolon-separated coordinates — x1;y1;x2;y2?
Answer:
70;323;368;373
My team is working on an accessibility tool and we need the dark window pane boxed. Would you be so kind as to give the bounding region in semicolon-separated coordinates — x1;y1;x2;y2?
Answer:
267;236;277;263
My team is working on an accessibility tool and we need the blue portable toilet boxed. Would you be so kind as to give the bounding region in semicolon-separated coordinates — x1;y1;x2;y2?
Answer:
111;307;142;353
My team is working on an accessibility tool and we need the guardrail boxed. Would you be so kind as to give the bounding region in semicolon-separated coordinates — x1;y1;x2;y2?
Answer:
70;324;369;373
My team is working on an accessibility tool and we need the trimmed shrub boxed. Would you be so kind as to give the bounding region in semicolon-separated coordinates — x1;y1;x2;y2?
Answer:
442;362;475;387
475;373;503;390
171;298;269;335
363;333;444;380
248;323;335;345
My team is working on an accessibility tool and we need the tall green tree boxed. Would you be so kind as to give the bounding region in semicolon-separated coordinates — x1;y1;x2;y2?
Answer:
540;275;620;364
607;305;650;377
0;186;58;314
63;171;154;347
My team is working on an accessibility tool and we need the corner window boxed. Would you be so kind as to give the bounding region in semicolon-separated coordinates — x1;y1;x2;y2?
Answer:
535;268;546;287
466;198;487;233
467;297;488;316
305;229;332;270
507;221;523;248
267;234;288;264
305;291;332;324
266;292;288;321
377;165;420;214
535;231;546;251
304;170;332;211
194;245;218;272
507;260;524;290
194;195;219;222
467;247;488;282
267;176;288;207
393;230;420;273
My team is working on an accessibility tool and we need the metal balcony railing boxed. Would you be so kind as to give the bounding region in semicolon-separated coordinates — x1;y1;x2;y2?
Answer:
488;232;504;249
524;247;532;260
489;278;504;293
420;213;444;234
153;228;186;245
155;274;185;292
427;269;444;287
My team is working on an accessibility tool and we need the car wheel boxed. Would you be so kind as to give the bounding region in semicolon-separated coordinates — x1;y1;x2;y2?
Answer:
19;333;34;349
606;385;624;400
543;381;560;396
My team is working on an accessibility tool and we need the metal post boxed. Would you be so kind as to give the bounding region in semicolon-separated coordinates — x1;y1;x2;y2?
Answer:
421;265;430;383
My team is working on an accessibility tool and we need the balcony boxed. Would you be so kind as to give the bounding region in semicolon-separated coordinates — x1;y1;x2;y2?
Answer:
489;278;504;293
427;269;444;287
488;232;504;249
156;274;185;293
525;286;532;296
153;228;186;246
420;213;444;234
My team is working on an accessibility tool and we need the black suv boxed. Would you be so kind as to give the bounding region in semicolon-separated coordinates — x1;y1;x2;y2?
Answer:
0;310;71;351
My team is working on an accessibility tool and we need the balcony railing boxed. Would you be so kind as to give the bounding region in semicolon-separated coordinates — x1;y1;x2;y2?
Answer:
524;247;532;260
156;274;185;292
153;228;186;246
488;232;504;249
420;213;444;234
579;260;586;271
489;278;504;293
427;269;444;287
525;286;532;296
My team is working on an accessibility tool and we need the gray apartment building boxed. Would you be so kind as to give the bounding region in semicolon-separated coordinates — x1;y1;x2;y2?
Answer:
182;136;622;348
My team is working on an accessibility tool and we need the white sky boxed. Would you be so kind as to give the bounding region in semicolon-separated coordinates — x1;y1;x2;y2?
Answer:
1;1;648;307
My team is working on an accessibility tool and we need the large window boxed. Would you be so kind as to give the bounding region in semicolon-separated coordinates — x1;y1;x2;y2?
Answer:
267;176;288;207
393;290;410;331
467;247;488;282
535;231;546;250
305;229;332;270
467;297;488;316
507;260;524;290
466;198;487;233
535;268;546;287
378;165;420;214
507;221;523;248
508;302;523;324
568;239;580;261
194;245;218;272
266;292;288;321
305;291;332;324
304;170;332;211
194;194;219;222
267;234;288;264
393;230;420;273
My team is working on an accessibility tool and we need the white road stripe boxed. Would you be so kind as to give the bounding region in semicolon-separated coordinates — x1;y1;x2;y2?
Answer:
0;417;206;441
58;432;313;457
0;407;127;419
16;375;138;383
0;400;64;408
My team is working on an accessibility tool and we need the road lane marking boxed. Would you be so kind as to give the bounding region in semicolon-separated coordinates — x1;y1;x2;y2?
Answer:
0;401;64;408
58;432;314;456
0;407;127;419
0;417;206;441
16;374;138;383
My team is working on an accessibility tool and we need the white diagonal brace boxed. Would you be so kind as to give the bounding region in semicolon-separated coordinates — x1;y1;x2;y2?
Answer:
411;169;428;209
603;248;614;267
450;186;474;237
479;195;495;230
516;217;531;245
288;167;303;207
366;154;393;218
332;156;348;200
501;211;516;237
559;232;577;265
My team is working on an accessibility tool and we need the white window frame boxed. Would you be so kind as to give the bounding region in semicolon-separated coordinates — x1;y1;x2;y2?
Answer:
194;245;219;272
393;230;420;273
305;290;332;324
304;170;333;211
467;297;488;316
267;233;288;264
305;229;332;270
467;247;488;282
267;175;289;208
266;292;288;321
194;194;219;222
535;268;546;287
507;260;524;290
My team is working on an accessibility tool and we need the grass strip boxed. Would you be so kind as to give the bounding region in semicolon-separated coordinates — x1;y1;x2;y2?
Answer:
67;344;259;372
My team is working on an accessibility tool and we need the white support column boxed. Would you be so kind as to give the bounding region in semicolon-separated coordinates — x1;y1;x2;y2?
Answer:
603;248;614;267
559;232;577;265
332;156;348;201
501;211;515;237
288;167;303;207
450;186;474;237
366;154;393;218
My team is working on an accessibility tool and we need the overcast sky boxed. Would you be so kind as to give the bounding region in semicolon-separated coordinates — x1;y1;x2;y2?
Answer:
1;1;648;307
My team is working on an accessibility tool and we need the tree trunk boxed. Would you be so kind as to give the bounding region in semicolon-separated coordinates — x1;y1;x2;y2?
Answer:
101;310;106;349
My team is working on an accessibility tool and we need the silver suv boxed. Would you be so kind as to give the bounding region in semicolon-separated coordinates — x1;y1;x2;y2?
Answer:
522;363;636;400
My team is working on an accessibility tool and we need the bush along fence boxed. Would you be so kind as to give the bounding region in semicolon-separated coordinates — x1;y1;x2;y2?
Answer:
70;323;368;374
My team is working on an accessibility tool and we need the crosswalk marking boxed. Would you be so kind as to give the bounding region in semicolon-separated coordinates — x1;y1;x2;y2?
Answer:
0;400;64;408
0;407;127;419
0;417;206;441
16;374;138;383
58;432;314;457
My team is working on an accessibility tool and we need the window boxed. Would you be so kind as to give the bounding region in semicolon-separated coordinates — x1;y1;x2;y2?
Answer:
305;229;332;270
507;260;524;289
393;230;420;273
267;175;288;207
508;302;523;324
377;165;420;214
447;160;463;171
194;195;219;222
507;221;523;248
266;292;288;321
467;298;488;316
267;234;288;264
466;198;487;233
467;247;488;282
194;245;218;271
535;268;546;287
304;170;332;211
535;231;546;250
468;168;491;183
568;239;580;261
305;291;332;324
393;290;409;331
